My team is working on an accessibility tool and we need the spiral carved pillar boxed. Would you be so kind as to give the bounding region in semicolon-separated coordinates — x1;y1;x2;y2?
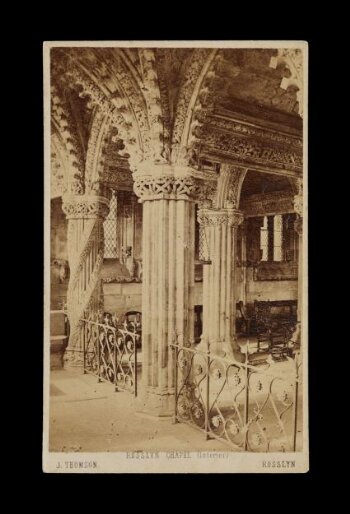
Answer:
62;194;110;366
198;207;244;359
133;174;196;416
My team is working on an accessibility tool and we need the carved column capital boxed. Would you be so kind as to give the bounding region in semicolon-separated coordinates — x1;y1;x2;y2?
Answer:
133;175;203;202
197;208;244;227
62;194;110;219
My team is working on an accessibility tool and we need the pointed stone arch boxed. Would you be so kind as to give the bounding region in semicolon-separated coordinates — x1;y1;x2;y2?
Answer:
83;109;111;194
51;84;86;194
172;49;220;165
215;164;248;209
51;126;69;198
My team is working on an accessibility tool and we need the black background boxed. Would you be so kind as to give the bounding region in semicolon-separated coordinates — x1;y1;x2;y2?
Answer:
9;4;333;497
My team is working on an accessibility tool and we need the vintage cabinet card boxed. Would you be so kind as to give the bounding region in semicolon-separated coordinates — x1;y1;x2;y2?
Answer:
43;40;308;473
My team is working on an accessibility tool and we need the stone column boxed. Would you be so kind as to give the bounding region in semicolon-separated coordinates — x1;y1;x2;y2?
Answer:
62;193;110;366
294;182;303;344
197;207;244;360
133;173;196;417
240;220;248;306
294;216;303;325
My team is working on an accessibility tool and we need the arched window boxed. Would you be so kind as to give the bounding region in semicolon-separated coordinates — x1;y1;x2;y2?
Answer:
103;192;118;259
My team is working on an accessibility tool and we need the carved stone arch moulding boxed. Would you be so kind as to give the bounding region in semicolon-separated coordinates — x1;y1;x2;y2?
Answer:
51;84;85;195
137;49;170;164
67;47;173;170
91;48;152;163
83;109;112;195
51;129;69;197
172;49;220;166
215;164;248;209
52;49;144;173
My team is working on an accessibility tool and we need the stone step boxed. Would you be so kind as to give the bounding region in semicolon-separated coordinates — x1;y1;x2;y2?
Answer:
51;310;67;336
50;335;68;370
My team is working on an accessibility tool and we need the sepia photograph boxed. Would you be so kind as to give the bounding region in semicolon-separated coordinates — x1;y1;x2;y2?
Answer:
43;40;308;473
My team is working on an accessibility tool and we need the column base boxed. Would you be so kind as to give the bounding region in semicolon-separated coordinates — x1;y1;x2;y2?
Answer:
63;349;84;370
208;340;246;363
135;387;175;418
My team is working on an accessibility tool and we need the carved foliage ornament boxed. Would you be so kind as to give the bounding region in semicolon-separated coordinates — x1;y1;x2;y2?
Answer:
138;49;169;163
197;208;244;227
62;195;110;219
241;191;294;217
172;49;214;146
63;63;143;171
133;175;203;201
172;49;219;166
207;115;302;149
202;129;302;172
293;177;303;217
51;85;85;194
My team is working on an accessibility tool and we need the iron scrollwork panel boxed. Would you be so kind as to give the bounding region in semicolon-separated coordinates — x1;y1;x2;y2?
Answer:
207;358;247;450
176;348;208;430
115;328;138;395
172;342;301;452
81;318;139;397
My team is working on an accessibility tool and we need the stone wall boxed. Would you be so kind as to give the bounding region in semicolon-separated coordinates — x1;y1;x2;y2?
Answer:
235;266;297;303
245;268;297;302
103;281;204;317
103;282;142;316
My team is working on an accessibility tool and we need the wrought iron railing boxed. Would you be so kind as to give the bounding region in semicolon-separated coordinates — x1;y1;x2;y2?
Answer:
171;341;302;452
81;318;139;396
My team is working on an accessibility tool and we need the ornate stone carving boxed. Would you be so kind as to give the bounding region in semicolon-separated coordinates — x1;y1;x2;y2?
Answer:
241;191;294;217
172;49;219;165
172;50;213;145
98;49;152;161
196;180;217;208
62;195;110;219
197;208;244;227
184;53;223;164
103;167;133;189
206;114;302;148
216;164;247;209
138;49;170;163
133;175;202;201
53;48;196;172
227;167;247;208
200;126;302;173
51;133;68;197
293;177;303;217
63;62;143;171
270;49;303;117
51;85;85;194
84;110;110;192
294;216;303;235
